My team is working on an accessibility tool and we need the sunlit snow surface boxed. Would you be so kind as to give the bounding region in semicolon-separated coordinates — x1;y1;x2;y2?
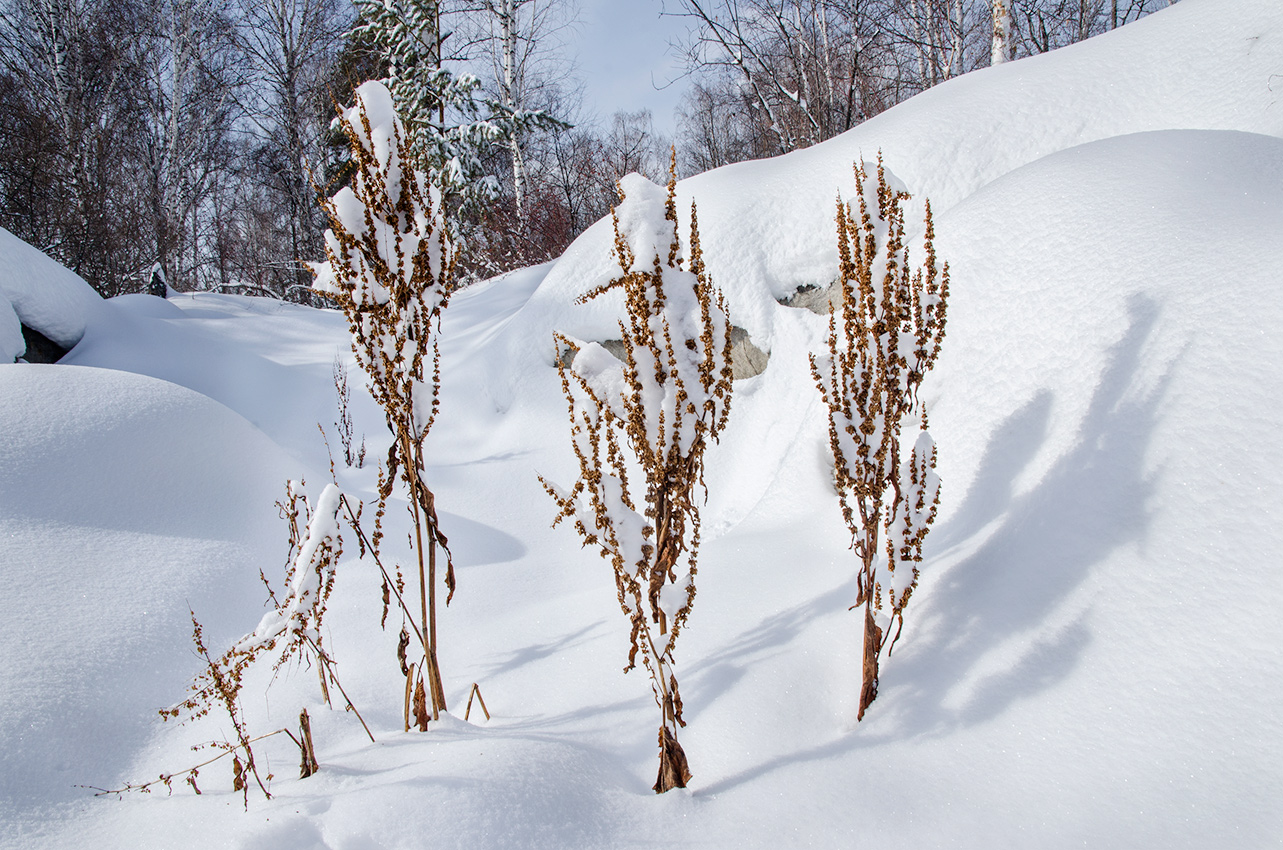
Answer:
2;0;1282;846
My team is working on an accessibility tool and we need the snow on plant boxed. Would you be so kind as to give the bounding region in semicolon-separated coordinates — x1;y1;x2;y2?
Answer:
312;80;456;725
810;156;949;722
133;482;366;806
541;159;733;793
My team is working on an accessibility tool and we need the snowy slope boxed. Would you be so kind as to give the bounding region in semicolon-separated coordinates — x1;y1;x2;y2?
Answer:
3;0;1283;847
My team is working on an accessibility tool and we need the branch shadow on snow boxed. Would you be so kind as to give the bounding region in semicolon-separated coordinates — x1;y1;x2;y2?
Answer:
896;292;1171;733
695;293;1173;794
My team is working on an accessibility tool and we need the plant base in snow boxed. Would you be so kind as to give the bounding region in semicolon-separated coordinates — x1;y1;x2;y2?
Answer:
858;605;883;721
653;726;693;793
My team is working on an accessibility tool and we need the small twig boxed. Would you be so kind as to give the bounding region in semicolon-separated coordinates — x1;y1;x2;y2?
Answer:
307;639;374;743
464;682;491;722
339;494;426;649
86;729;290;799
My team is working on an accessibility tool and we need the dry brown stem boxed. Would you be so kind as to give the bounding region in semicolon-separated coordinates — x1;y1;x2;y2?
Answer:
464;682;490;722
298;709;320;778
314;87;456;724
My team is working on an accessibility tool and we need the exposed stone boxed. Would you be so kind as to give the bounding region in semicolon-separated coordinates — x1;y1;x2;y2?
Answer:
779;282;839;316
18;323;69;364
729;326;769;379
557;325;770;381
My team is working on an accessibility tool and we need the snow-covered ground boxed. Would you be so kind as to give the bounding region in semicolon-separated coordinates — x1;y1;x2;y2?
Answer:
2;0;1281;846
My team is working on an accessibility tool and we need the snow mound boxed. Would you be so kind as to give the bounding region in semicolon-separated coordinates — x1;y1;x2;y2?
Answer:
0;227;103;361
515;0;1283;363
0;365;295;833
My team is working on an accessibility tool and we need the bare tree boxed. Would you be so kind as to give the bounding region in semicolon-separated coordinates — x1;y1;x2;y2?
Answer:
233;0;347;298
136;0;240;290
0;0;148;294
466;0;576;221
668;0;908;158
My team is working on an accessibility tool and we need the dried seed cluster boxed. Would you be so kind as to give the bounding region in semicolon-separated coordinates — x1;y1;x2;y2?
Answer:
136;482;351;805
541;156;733;792
312;81;455;721
809;155;949;721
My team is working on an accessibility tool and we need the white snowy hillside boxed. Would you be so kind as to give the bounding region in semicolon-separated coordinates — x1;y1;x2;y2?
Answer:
2;0;1281;847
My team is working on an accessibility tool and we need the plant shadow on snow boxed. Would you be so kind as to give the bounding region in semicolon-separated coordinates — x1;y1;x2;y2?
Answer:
682;576;860;724
694;293;1174;795
477;621;605;678
898;292;1173;732
436;510;527;567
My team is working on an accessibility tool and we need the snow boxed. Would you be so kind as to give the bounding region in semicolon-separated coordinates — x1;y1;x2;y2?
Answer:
0;227;103;361
3;0;1283;847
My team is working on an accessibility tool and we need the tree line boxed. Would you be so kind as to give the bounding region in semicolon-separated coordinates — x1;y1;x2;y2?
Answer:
0;0;1171;299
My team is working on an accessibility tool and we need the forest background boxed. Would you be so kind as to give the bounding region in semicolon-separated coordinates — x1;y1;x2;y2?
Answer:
0;0;1171;300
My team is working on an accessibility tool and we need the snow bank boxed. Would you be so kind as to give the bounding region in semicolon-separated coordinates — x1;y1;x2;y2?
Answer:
0;227;103;361
518;0;1283;359
0;365;295;838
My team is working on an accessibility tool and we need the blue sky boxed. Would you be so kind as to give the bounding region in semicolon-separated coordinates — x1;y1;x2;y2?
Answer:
567;0;694;135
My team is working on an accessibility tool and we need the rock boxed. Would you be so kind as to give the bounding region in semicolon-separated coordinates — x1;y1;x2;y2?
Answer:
779;282;839;316
18;323;69;364
559;325;770;381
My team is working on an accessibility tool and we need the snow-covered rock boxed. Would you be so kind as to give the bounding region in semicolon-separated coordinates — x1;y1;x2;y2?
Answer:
0;227;103;362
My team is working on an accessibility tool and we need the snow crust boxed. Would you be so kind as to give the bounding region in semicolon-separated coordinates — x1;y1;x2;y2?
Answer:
3;0;1283;847
0;227;103;360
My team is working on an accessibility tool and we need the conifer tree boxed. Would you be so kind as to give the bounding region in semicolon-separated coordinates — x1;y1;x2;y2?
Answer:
348;0;561;218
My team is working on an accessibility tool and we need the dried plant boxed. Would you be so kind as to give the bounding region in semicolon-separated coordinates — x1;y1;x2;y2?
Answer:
541;156;733;793
112;481;371;806
312;80;457;722
333;355;366;468
809;156;949;721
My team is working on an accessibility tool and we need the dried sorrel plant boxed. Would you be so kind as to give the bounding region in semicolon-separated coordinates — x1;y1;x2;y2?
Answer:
541;158;733;793
312;80;457;723
145;483;369;802
810;156;949;721
333;354;366;468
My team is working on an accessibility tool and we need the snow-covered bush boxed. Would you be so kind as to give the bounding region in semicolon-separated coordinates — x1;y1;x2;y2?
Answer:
150;482;359;805
542;163;734;793
809;156;949;721
312;80;456;725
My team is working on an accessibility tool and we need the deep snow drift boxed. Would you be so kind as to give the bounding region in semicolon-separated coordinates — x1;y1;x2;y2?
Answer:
2;0;1281;847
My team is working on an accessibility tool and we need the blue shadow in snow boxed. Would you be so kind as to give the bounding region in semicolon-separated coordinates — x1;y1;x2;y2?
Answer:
693;292;1174;795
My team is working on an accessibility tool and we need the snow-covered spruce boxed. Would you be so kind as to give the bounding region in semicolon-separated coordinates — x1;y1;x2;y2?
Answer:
809;156;948;722
348;0;562;223
312;80;456;724
541;165;734;793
